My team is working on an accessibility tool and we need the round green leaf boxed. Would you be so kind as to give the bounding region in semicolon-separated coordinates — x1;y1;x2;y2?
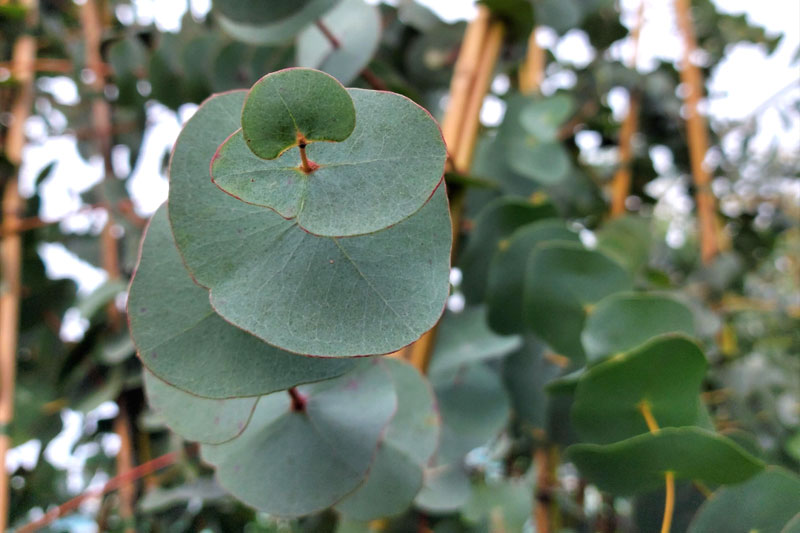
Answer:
296;0;381;85
202;360;397;517
523;242;633;361
414;463;472;514
571;335;708;444
143;370;256;444
214;0;314;25
335;359;440;521
582;292;696;363
128;205;353;398
216;0;337;45
239;68;355;160
460;197;557;303
595;215;653;273
508;140;571;185
169;91;452;357
432;363;511;464
688;467;800;533
213;85;446;237
428;306;522;376
486;219;578;334
502;337;562;430
784;514;800;533
519;94;575;142
566;427;764;495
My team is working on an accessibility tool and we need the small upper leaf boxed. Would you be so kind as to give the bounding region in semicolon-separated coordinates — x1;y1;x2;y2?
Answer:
239;68;356;160
213;78;447;237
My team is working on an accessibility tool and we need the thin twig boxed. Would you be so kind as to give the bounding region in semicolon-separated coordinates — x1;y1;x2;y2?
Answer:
314;20;389;91
16;451;179;533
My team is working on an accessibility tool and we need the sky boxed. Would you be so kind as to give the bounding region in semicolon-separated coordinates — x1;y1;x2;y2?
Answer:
7;0;800;513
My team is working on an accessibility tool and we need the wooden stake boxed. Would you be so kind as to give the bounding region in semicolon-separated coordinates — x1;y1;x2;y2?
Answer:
393;8;505;374
453;20;506;173
674;0;719;265
610;0;645;218
519;28;545;95
0;1;37;529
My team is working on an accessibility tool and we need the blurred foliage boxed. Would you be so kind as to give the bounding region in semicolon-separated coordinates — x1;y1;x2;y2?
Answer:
1;0;797;531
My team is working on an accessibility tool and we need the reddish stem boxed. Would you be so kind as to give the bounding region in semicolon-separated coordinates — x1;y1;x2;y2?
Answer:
315;20;342;49
17;451;179;533
288;387;307;412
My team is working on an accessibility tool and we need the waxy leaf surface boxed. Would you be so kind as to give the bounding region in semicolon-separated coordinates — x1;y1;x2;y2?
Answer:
571;335;707;444
169;91;452;357
143;370;256;444
566;427;764;495
460;197;557;303
688;467;800;533
431;363;511;464
214;83;446;237
297;0;381;85
128;206;352;398
581;292;695;362
202;360;397;517
239;68;355;160
486;219;578;334
414;464;472;514
523;242;632;361
428;306;522;376
216;0;337;45
335;359;439;520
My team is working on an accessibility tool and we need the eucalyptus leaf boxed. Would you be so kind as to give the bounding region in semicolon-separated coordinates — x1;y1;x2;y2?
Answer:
169;91;452;357
239;68;355;160
213;83;446;237
215;0;337;45
688;467;800;533
566;427;764;495
336;359;440;521
571;335;707;444
296;0;381;85
213;0;315;25
428;307;522;376
143;370;256;444
432;363;511;464
581;292;696;363
486;219;579;334
202;360;397;517
508;140;571;185
460;197;557;303
128;206;353;398
523;242;633;361
414;464;472;514
519;95;575;142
